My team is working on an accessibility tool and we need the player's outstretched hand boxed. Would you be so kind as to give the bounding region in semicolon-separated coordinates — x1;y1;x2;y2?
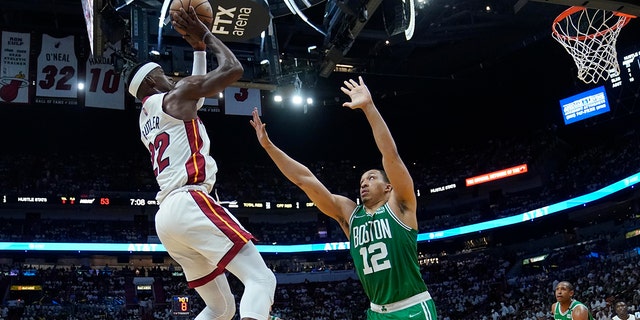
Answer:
171;7;208;51
250;107;271;148
341;76;374;110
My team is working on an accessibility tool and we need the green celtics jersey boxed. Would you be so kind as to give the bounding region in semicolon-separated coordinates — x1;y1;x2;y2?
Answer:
349;203;428;305
554;300;594;320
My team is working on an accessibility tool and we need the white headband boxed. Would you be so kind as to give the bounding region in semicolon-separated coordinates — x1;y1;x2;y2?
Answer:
128;62;161;97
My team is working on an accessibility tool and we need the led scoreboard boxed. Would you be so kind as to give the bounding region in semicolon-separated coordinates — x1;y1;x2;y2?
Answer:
171;295;191;317
0;195;159;207
0;194;314;211
609;45;640;89
621;51;639;83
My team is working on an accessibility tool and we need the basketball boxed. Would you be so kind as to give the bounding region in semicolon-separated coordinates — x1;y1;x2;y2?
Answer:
169;0;214;35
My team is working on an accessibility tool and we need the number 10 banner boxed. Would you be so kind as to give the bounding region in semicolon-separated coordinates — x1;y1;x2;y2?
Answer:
85;41;124;110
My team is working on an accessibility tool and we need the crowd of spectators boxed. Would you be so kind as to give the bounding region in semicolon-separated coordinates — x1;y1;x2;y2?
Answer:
1;115;640;318
1;229;640;319
1;122;640;246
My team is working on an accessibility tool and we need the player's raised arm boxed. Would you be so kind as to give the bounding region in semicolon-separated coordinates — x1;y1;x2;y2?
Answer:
170;7;243;100
250;108;355;236
341;76;417;228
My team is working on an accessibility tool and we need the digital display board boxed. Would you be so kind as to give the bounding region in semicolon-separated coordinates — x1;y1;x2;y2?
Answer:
0;194;316;211
465;164;528;187
172;295;191;316
609;46;640;88
0;172;639;254
559;85;610;125
0;195;158;207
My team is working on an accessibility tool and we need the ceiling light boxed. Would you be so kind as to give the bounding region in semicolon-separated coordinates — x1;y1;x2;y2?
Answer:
291;94;303;105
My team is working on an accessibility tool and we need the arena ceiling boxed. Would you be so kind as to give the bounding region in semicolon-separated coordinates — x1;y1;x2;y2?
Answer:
2;0;623;80
2;0;640;146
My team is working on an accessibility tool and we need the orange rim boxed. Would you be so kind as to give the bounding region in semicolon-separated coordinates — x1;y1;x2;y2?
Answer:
552;6;636;41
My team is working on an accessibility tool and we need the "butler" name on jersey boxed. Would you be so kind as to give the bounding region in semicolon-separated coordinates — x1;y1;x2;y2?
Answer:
141;116;160;139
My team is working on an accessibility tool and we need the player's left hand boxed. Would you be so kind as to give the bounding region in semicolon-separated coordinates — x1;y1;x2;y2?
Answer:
250;107;271;148
171;7;208;50
341;76;374;110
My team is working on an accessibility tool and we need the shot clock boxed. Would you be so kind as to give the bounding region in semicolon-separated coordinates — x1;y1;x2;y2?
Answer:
171;295;191;317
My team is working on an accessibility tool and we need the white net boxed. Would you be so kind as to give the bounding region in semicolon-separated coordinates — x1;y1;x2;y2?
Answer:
552;6;633;84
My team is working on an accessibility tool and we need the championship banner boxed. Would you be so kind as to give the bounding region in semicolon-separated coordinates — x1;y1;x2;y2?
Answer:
35;34;79;105
0;31;30;104
224;87;261;116
85;42;125;110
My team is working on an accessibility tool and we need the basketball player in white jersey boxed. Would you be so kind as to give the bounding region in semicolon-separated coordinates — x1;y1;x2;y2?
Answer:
124;7;276;320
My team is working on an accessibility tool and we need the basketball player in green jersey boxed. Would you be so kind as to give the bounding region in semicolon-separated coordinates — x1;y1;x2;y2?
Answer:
551;281;594;320
250;76;437;320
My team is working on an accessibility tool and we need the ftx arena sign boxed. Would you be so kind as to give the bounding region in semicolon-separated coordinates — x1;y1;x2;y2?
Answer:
210;0;271;42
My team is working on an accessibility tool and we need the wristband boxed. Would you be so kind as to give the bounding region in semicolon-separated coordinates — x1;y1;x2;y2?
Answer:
192;51;206;76
192;51;206;109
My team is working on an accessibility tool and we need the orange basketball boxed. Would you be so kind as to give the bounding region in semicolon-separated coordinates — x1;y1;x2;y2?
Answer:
169;0;213;35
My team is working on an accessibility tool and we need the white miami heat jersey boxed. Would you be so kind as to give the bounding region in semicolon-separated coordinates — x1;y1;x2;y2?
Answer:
139;93;218;204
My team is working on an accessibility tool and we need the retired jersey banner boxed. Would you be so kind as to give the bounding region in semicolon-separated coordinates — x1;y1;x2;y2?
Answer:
0;31;31;104
35;34;78;105
201;96;221;113
224;87;261;116
85;42;125;110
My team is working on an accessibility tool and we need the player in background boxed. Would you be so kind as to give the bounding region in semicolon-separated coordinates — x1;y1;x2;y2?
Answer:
124;7;276;320
551;281;594;320
250;76;437;319
612;301;637;320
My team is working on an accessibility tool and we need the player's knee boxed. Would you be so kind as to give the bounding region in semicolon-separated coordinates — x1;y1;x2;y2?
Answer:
196;304;236;320
260;269;277;293
223;303;237;319
195;283;237;319
252;268;277;296
266;270;277;293
220;291;237;318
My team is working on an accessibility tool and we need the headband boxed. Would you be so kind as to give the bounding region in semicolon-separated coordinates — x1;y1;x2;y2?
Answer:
128;62;161;97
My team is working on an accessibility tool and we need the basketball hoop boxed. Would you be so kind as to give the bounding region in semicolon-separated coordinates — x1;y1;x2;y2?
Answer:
552;6;636;84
